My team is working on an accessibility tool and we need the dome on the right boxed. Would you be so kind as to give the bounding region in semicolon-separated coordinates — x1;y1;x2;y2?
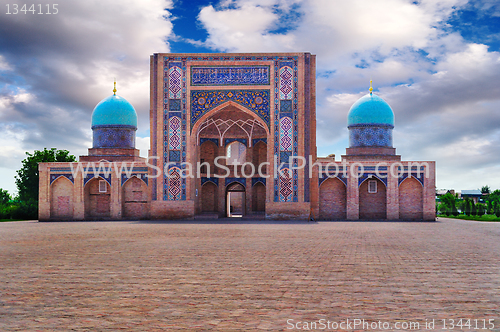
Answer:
347;93;394;128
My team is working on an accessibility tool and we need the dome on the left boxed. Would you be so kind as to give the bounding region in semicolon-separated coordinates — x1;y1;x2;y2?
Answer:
91;94;137;128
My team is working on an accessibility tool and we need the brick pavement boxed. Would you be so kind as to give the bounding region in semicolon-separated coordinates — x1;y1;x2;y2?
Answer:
0;218;499;331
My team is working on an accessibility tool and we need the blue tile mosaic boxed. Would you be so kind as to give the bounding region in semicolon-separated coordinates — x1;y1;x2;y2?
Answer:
358;173;388;187
121;173;148;186
349;125;393;147
200;138;219;146
50;174;74;184
224;138;247;146
84;174;111;186
225;177;246;187
201;177;219;186
169;150;181;162
191;66;270;86
191;90;270;128
252;177;266;186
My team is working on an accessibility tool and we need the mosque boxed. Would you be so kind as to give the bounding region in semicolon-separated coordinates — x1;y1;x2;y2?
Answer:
38;53;436;221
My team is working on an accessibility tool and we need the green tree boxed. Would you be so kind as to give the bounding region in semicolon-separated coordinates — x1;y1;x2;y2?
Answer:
16;148;76;203
487;200;493;215
496;203;500;218
489;190;500;204
0;189;11;205
471;200;477;216
464;198;471;216
481;185;490;195
477;203;485;216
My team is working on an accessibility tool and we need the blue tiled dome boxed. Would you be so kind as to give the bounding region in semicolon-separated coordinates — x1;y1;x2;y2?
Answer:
347;93;394;127
91;95;137;128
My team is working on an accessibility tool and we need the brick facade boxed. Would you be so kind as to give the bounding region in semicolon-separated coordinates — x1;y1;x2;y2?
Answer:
38;52;435;221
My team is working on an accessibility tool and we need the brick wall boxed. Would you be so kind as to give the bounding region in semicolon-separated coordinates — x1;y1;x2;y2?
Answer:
252;182;266;212
319;178;346;220
84;179;111;219
201;182;218;212
399;177;424;220
359;178;387;219
122;177;149;219
50;177;74;219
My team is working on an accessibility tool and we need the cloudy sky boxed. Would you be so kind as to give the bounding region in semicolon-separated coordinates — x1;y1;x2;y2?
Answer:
0;0;499;195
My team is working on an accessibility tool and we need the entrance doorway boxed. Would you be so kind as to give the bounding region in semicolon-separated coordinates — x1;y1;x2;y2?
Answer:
226;182;245;217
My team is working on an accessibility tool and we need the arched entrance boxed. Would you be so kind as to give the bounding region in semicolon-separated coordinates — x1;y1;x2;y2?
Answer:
252;182;266;213
399;177;423;220
84;177;111;219
122;176;148;219
319;178;346;220
50;176;73;219
359;177;387;220
201;182;218;213
226;182;245;217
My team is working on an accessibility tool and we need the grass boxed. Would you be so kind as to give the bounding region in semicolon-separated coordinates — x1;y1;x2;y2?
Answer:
439;214;500;222
0;219;26;222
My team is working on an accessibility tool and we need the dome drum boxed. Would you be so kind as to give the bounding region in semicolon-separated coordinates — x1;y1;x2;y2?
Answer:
349;125;392;148
92;125;136;149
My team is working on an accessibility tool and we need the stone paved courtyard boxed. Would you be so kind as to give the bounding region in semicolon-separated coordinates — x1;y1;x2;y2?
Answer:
0;218;499;331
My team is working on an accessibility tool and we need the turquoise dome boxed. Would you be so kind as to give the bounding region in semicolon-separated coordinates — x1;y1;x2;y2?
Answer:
91;94;137;128
347;93;394;127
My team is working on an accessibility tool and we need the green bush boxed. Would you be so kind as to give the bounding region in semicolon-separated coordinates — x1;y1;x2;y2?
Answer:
465;200;471;216
477;203;485;216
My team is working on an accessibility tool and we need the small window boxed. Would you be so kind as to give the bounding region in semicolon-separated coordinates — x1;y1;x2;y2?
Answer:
368;180;377;193
226;141;246;165
99;180;107;193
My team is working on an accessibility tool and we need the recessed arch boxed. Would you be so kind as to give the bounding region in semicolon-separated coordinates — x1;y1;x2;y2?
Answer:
399;177;423;220
225;181;245;217
252;182;266;213
50;176;74;220
122;176;148;219
359;177;387;220
192;101;270;145
84;177;111;219
319;177;346;220
201;181;218;213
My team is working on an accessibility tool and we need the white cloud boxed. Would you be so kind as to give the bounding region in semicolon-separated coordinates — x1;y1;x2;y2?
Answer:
195;0;500;190
0;0;173;192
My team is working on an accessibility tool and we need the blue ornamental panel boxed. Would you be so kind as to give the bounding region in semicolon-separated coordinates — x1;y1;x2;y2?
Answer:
84;173;112;186
201;177;219;186
191;66;270;86
225;177;246;187
50;174;74;184
349;126;393;148
252;177;266;186
92;126;136;149
358;173;388;187
121;173;148;186
190;90;270;128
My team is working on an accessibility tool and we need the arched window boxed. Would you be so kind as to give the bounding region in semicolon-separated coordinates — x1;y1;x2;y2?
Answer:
226;142;246;165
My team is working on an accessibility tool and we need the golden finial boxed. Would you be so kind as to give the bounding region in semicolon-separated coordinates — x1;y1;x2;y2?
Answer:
369;79;373;95
113;79;117;95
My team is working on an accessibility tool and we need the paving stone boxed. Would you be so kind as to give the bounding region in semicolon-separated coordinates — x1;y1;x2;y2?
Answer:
0;218;499;331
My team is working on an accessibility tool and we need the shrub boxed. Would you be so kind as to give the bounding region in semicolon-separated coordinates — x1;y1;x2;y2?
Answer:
477;203;485;216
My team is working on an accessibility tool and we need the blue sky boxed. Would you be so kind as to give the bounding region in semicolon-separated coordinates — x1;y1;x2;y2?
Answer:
0;0;500;195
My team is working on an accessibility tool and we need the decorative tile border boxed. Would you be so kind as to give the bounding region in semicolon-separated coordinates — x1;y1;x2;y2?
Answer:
191;65;270;86
190;90;270;128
